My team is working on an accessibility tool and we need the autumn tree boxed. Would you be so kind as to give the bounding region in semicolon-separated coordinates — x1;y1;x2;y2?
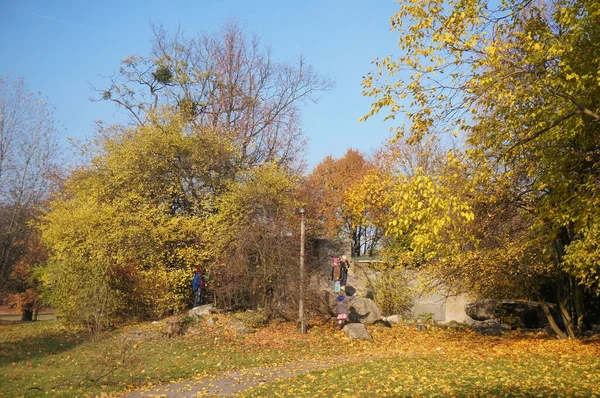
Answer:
42;112;304;333
97;21;333;171
301;149;378;256
5;230;47;321
204;163;301;312
350;140;450;261
41;113;230;331
362;0;600;337
0;75;61;304
40;22;331;333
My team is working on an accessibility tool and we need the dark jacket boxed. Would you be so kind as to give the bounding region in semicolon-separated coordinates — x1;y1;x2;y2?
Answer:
340;259;350;276
192;273;204;291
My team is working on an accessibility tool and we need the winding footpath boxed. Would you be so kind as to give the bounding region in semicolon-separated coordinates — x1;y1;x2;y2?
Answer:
121;354;379;397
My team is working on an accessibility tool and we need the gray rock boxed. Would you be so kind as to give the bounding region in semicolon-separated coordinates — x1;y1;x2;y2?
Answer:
466;299;558;329
205;317;216;326
323;290;339;313
343;323;372;340
383;315;402;325
470;319;504;336
188;304;215;318
465;299;498;321
348;297;382;325
227;318;249;335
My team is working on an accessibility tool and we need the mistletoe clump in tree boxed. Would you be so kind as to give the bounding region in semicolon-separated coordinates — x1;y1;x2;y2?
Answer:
41;22;332;333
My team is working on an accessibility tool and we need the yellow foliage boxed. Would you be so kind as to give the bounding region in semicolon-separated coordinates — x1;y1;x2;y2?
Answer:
40;111;291;328
361;0;600;336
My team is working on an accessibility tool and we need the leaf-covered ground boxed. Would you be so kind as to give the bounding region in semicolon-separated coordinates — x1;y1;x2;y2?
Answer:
1;317;599;397
244;325;600;397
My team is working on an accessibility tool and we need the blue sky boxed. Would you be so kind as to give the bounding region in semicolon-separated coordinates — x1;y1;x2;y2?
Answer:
0;0;400;169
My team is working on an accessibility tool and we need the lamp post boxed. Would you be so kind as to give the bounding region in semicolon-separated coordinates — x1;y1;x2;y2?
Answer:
298;208;306;334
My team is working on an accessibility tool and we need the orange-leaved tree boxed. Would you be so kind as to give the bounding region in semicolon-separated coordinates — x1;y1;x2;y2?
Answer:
300;149;379;256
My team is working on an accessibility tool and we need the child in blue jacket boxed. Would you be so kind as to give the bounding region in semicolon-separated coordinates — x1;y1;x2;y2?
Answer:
192;268;205;307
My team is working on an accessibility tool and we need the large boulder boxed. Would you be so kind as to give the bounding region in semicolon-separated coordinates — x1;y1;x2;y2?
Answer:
465;299;498;321
348;296;382;325
322;290;339;315
188;304;215;318
469;319;506;336
343;323;372;340
466;299;557;329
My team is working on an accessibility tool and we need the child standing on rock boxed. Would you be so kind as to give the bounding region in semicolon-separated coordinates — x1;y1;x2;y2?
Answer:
331;258;342;294
340;255;350;290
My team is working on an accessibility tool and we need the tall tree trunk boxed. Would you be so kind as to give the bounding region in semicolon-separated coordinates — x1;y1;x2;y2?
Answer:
366;227;376;257
572;277;585;337
551;226;585;338
557;280;576;338
352;226;362;258
541;301;567;339
21;308;34;322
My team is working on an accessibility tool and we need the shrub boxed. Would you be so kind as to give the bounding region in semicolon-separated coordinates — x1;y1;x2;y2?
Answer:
373;269;414;316
42;259;122;336
234;309;269;329
132;268;191;319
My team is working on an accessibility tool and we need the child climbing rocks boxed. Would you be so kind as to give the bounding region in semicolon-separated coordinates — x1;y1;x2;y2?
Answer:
335;292;357;330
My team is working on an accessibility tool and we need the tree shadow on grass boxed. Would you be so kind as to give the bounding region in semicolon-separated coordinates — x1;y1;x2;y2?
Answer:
0;322;83;367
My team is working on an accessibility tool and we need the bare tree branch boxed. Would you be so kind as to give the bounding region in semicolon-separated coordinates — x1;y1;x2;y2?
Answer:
95;21;333;171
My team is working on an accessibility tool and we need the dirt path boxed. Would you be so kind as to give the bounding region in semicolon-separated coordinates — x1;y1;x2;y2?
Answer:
121;354;375;397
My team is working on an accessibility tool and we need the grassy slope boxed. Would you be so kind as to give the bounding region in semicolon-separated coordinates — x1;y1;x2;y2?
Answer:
1;317;599;397
0;316;344;397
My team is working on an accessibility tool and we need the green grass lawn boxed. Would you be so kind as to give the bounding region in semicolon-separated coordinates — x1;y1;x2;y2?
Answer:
1;317;599;397
0;316;344;397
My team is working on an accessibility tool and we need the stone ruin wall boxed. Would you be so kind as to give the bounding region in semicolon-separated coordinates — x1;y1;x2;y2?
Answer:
307;238;471;323
307;238;352;292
